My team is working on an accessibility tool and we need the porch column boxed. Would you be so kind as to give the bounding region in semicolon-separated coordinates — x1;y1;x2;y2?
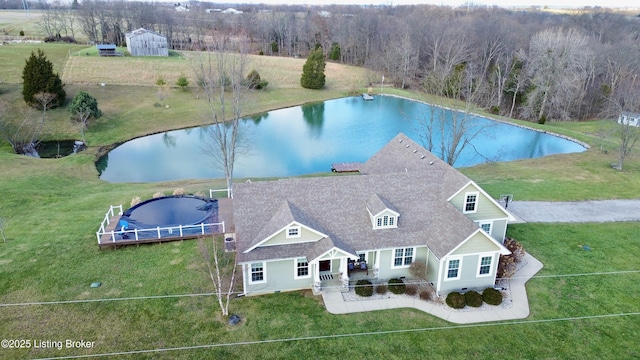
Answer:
373;250;380;278
313;263;321;292
339;258;349;290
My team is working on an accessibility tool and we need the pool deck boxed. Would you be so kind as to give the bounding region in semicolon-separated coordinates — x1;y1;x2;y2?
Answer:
98;198;235;248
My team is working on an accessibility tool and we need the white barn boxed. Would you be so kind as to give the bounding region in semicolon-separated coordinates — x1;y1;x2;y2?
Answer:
125;28;168;57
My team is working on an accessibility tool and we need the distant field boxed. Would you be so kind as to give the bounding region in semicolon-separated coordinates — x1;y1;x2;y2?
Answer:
0;10;45;37
62;49;374;90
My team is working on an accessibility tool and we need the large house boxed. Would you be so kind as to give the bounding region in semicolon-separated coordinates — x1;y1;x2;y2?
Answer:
233;134;513;297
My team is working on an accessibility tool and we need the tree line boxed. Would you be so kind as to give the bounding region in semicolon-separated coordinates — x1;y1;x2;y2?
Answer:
30;2;640;122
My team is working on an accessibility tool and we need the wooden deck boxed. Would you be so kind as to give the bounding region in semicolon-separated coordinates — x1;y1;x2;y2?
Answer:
98;198;235;248
331;162;362;173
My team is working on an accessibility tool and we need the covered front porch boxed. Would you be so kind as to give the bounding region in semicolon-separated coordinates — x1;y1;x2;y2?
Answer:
311;249;380;294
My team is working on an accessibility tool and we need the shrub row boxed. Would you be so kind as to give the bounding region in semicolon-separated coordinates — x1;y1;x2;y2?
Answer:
445;288;503;309
353;278;434;302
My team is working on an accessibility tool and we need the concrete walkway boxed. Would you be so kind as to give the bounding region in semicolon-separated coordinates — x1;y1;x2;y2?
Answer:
321;253;543;324
507;199;640;223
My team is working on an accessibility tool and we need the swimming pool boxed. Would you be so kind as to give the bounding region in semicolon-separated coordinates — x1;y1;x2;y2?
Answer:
116;195;219;240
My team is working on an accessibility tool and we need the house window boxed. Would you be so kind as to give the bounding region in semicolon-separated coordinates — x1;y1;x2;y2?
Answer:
479;222;492;234
295;258;309;278
358;252;366;262
478;255;493;276
375;215;396;229
250;262;265;283
446;258;462;280
464;192;478;213
393;247;414;267
286;226;301;238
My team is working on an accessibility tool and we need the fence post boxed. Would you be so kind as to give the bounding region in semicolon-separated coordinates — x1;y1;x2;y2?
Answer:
157;227;161;239
134;228;139;241
179;225;183;237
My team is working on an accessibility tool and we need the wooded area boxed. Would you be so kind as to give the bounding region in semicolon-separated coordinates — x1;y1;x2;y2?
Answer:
9;1;640;122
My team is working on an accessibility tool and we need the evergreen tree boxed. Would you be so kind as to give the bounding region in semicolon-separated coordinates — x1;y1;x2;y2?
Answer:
329;42;341;61
69;91;101;143
22;49;65;109
300;47;326;90
176;74;189;91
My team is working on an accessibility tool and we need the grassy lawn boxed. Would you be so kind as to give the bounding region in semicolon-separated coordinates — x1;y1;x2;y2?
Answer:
0;43;639;359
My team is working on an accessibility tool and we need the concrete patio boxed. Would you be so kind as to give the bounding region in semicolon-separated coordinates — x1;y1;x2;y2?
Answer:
321;253;543;324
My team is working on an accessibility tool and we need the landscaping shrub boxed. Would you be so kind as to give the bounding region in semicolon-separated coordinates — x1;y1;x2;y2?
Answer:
419;289;432;301
446;292;465;309
464;291;483;307
355;280;373;297
405;284;418;296
483;287;503;305
388;278;406;294
375;284;387;295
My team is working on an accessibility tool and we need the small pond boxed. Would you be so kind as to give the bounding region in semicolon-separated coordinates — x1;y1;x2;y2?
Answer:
33;140;86;158
97;96;586;183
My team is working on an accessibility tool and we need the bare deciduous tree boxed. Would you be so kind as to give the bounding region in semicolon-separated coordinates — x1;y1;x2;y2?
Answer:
0;101;43;155
195;37;250;196
34;92;57;121
609;75;640;171
198;236;237;317
523;27;593;122
413;71;495;166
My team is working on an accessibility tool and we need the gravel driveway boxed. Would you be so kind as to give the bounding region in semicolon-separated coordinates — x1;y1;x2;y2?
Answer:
507;200;640;223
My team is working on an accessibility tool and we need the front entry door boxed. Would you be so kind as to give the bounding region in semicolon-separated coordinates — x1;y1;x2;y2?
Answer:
319;260;331;272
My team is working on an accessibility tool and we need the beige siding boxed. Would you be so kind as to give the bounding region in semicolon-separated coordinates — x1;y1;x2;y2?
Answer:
376;247;428;280
438;252;500;294
243;259;314;296
261;226;321;247
450;232;500;256
426;250;439;284
450;183;507;221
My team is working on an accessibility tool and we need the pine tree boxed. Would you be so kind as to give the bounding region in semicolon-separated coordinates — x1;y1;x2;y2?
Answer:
69;91;101;143
22;49;66;109
300;47;326;90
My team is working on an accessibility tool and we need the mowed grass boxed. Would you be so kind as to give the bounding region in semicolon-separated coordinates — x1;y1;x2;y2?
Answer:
0;43;639;358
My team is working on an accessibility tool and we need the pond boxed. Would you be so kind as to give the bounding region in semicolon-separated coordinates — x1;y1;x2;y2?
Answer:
97;96;586;183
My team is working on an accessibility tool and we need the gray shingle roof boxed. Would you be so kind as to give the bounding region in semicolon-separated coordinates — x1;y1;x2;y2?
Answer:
234;133;480;263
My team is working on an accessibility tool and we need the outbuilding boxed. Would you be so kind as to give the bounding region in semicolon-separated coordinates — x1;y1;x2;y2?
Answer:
125;28;168;57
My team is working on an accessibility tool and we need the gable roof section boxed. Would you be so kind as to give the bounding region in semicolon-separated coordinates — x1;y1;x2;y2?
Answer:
366;193;399;217
243;200;327;253
447;180;510;219
125;28;166;39
446;229;511;258
360;133;470;196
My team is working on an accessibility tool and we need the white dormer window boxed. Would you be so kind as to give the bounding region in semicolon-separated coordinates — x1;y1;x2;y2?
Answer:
375;214;396;229
463;192;479;213
286;226;301;238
